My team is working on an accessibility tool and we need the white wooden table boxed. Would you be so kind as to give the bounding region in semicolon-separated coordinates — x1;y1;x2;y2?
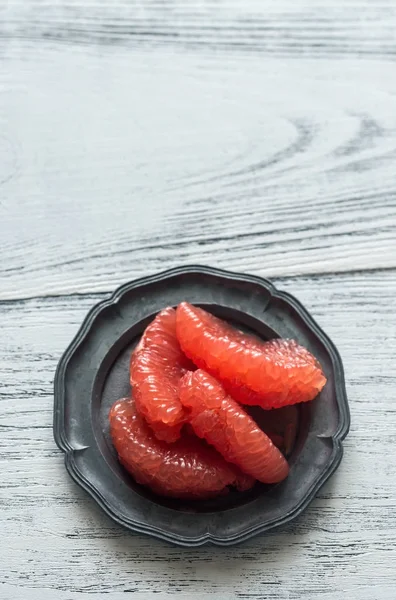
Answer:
1;2;396;599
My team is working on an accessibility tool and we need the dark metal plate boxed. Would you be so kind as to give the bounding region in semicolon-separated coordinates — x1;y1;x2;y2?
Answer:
53;265;350;546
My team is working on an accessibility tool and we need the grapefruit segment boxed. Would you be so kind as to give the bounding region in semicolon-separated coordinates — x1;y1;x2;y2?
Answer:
130;307;193;442
109;398;255;498
179;370;289;484
176;302;326;409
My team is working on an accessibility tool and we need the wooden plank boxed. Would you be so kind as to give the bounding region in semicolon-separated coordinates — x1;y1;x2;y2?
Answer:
1;1;396;58
1;272;395;599
0;38;395;299
1;2;396;598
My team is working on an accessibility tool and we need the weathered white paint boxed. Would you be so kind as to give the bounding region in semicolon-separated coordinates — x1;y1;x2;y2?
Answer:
1;275;395;599
1;2;396;599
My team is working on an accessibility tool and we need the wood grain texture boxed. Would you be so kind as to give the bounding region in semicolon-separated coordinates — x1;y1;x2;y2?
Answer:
1;274;396;600
0;3;396;300
1;1;396;598
1;0;396;58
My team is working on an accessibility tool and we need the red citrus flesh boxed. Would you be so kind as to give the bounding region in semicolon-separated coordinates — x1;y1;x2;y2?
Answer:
179;370;289;484
130;307;193;442
176;302;326;409
109;398;255;498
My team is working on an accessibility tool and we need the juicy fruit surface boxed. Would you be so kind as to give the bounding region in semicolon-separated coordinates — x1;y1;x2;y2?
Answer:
176;302;326;409
179;370;289;484
109;398;255;499
130;307;192;442
108;302;324;499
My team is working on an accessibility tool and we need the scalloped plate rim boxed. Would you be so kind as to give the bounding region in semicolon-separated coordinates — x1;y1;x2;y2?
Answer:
53;265;350;546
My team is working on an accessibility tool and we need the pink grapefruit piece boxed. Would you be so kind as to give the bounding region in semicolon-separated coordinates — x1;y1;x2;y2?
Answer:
130;307;193;442
109;398;255;499
179;370;290;484
176;302;326;409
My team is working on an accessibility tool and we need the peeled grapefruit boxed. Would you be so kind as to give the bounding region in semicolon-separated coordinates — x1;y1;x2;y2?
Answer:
109;398;255;498
179;370;289;484
130;307;192;442
176;302;326;409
